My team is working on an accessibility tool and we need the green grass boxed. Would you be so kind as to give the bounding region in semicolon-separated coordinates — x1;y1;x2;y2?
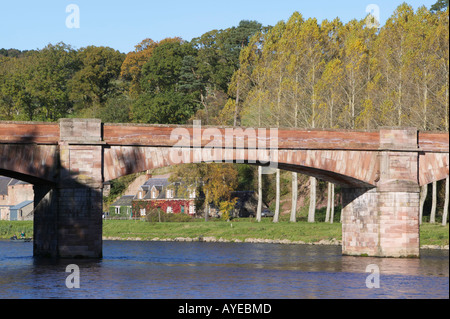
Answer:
102;218;342;243
419;223;449;246
0;220;448;247
0;221;33;239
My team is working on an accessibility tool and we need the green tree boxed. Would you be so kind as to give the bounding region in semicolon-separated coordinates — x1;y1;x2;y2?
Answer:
27;43;79;121
68;46;125;114
132;41;200;124
431;0;449;12
132;90;197;124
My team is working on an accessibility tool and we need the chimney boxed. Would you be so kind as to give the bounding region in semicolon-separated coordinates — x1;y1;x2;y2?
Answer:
146;170;152;179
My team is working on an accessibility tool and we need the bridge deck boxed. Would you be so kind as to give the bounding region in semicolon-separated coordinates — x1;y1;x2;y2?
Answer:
0;122;447;153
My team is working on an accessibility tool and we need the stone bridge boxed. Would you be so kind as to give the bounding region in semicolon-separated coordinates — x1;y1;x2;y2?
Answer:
0;119;448;258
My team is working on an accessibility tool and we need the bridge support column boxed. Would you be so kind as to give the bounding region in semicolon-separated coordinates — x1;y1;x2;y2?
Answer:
33;119;104;258
341;128;421;258
341;186;420;257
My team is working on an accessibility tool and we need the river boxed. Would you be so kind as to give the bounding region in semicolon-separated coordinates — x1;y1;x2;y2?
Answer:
0;240;448;299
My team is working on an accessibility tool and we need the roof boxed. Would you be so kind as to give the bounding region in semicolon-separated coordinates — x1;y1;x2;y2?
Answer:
143;177;171;189
10;200;33;210
140;176;195;200
0;176;30;196
111;195;134;207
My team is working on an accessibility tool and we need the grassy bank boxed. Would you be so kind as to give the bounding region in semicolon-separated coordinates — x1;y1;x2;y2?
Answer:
1;219;448;247
102;218;342;243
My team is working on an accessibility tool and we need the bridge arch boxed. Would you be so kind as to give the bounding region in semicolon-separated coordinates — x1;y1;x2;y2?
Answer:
0;143;58;185
103;146;379;188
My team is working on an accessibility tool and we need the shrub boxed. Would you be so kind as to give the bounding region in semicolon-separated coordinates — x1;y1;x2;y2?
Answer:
145;208;193;223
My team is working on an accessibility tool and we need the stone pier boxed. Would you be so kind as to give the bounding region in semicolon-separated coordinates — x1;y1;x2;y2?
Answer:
341;128;421;257
33;119;103;258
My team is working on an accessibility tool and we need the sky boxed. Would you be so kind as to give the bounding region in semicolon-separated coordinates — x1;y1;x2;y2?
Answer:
0;0;437;53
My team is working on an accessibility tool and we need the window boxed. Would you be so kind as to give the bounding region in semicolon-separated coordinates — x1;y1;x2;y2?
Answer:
166;206;173;213
140;208;146;216
189;204;195;215
166;189;173;199
189;189;196;199
138;191;143;199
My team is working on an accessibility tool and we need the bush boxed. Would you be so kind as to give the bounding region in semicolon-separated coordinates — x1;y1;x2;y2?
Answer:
145;208;193;223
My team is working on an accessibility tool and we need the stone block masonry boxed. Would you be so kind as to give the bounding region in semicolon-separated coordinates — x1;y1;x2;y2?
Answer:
342;128;421;258
33;119;104;258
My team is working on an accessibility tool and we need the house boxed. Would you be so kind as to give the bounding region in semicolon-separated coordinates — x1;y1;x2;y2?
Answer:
9;200;34;221
132;174;197;218
109;195;134;218
0;176;34;221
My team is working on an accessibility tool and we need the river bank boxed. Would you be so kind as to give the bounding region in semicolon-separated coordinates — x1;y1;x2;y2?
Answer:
101;219;449;249
1;219;448;249
101;235;449;250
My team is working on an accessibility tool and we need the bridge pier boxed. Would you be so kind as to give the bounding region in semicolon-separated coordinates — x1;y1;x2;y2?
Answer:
341;186;420;257
33;186;103;258
341;128;421;257
33;119;104;258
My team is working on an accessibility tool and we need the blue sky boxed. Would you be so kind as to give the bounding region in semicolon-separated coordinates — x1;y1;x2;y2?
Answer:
0;0;437;53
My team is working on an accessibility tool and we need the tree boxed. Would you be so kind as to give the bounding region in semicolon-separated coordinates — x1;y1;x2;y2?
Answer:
132;41;201;124
120;37;182;97
26;43;79;121
290;172;297;222
442;177;449;225
273;168;280;223
96;95;131;123
430;181;437;223
132;90;197;124
169;163;239;218
431;0;449;12
191;20;262;125
374;4;415;127
419;184;428;225
256;166;263;222
68;46;125;113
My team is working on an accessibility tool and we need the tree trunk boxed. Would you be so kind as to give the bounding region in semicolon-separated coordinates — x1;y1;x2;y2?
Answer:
290;172;297;222
325;182;332;222
330;184;335;224
308;176;316;223
442;177;449;226
419;184;428;225
256;166;262;222
234;80;240;127
430;181;437;223
273;169;280;223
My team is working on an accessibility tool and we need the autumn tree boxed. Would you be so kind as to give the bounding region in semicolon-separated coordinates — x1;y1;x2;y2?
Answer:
169;163;239;219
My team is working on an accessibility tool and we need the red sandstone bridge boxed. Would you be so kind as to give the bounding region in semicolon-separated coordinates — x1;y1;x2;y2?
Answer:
0;119;448;258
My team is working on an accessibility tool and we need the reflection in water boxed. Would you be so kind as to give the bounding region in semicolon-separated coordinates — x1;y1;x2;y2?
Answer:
0;240;448;299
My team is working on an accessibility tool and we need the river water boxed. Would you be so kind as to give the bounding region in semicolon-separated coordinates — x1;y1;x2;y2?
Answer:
0;240;448;299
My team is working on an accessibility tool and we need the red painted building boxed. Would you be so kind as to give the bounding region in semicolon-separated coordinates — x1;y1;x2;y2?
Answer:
132;175;197;217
